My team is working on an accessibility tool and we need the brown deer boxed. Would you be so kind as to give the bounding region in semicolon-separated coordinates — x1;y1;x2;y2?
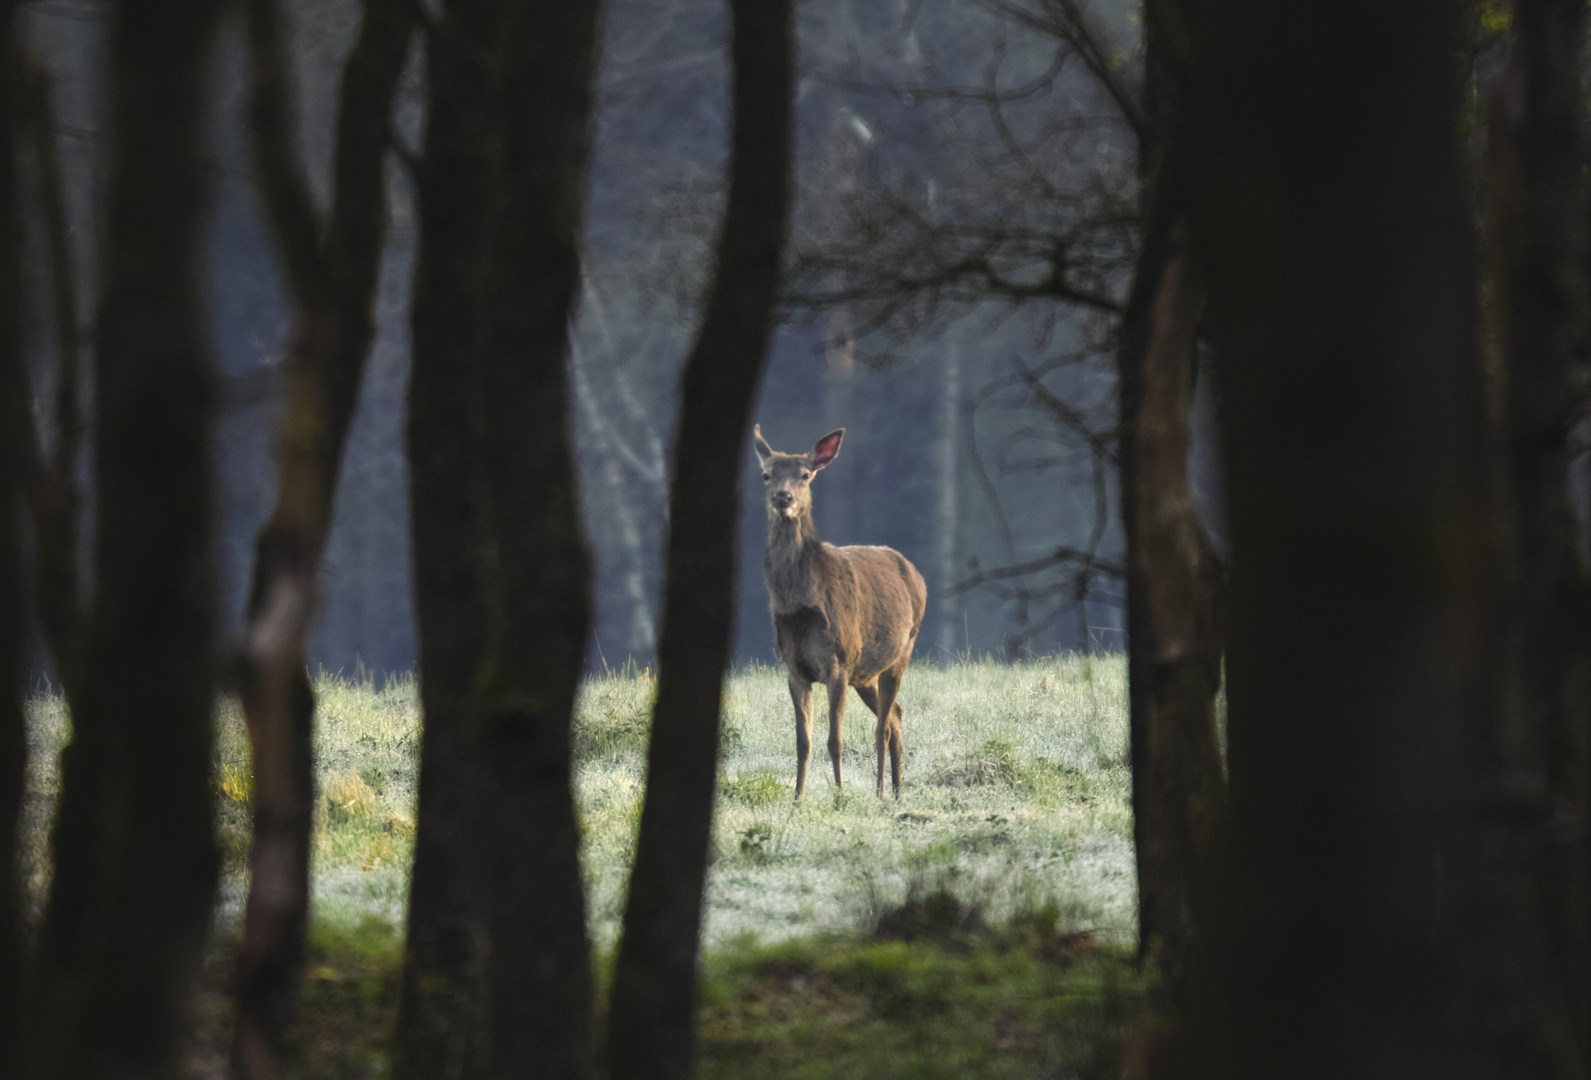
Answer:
754;425;927;798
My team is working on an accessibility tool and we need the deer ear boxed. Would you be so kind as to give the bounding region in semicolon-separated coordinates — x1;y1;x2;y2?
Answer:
752;424;774;467
809;428;844;470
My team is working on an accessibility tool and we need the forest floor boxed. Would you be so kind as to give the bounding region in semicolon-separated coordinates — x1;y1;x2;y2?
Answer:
21;655;1151;1078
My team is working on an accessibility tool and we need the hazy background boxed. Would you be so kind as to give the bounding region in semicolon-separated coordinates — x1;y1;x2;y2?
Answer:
23;0;1219;677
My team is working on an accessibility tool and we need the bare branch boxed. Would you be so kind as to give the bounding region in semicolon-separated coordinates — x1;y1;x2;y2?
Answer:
976;0;1150;143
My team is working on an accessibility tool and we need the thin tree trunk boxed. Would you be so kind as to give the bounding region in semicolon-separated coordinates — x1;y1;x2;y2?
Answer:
467;1;603;1077
1168;0;1491;1074
1482;0;1591;1072
40;0;222;1074
1117;11;1225;999
606;2;794;1077
1118;190;1224;995
935;342;959;655
231;0;413;1072
393;0;499;1072
20;53;83;710
0;4;29;1075
571;338;656;660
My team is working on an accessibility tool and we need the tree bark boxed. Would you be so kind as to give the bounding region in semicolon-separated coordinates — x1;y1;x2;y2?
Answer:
1166;0;1492;1074
20;52;83;711
606;2;794;1077
230;0;414;1073
38;0;222;1075
1117;11;1226;994
392;0;497;1074
0;5;29;1076
1482;0;1591;1072
1118;180;1225;995
466;1;603;1078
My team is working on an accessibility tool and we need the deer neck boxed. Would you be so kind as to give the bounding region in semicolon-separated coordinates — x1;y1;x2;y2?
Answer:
764;506;823;612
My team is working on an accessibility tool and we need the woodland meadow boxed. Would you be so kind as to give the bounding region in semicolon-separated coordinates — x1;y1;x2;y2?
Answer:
5;0;1591;1079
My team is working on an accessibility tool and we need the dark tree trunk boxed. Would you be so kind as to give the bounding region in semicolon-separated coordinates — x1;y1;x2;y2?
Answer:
1118;15;1225;994
1119;190;1225;994
606;2;794;1078
392;0;497;1073
1167;0;1491;1075
36;0;222;1075
1482;0;1591;1072
0;4;28;1075
20;53;83;712
466;2;603;1078
230;0;413;1073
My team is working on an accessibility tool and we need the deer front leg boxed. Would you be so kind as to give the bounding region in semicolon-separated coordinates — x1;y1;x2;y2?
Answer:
790;675;813;800
826;679;847;789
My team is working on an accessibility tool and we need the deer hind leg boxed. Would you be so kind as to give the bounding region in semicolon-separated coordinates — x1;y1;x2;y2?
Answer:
825;679;848;789
852;681;889;796
877;667;906;798
789;675;814;801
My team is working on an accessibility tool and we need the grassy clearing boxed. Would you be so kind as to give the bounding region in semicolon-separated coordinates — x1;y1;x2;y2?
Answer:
21;655;1141;1075
23;656;1134;945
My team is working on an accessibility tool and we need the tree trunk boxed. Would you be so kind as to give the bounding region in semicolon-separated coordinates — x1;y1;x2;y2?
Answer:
1168;0;1491;1074
467;2;603;1077
0;4;28;1074
935;341;960;655
39;0;222;1074
1118;187;1225;995
1483;0;1591;1072
1117;9;1225;999
230;0;413;1072
606;2;794;1077
392;0;498;1073
20;53;83;712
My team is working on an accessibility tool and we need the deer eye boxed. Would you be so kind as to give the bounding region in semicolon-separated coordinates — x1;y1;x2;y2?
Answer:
762;472;771;481
802;471;812;480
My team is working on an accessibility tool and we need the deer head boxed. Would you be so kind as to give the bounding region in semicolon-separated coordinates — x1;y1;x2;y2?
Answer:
753;424;844;521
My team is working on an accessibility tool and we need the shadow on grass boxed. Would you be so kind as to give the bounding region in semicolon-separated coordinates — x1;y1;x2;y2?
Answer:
187;901;1150;1080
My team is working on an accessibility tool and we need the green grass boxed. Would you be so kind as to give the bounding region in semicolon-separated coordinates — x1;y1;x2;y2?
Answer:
20;655;1143;1076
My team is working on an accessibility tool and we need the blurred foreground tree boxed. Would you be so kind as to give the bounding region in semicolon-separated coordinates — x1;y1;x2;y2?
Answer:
1480;0;1591;1069
1;24;89;1080
27;0;223;1075
1164;0;1493;1075
397;0;603;1077
606;2;794;1077
0;2;28;1075
231;0;414;1073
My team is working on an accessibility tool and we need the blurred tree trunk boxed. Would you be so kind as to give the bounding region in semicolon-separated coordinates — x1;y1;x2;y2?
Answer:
605;3;793;1077
1483;0;1591;1071
20;52;83;712
36;0;222;1075
467;1;602;1077
230;0;413;1073
394;0;497;1072
0;3;27;1075
1118;14;1225;996
1166;0;1492;1075
397;1;604;1077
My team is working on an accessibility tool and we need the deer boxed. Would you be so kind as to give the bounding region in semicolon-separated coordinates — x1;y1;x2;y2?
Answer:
753;425;927;799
